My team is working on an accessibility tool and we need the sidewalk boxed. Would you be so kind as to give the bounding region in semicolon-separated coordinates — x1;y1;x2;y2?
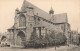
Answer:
48;44;78;51
0;44;78;51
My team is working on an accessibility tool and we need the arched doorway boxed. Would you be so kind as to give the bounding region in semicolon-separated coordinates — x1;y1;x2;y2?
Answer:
17;31;26;46
1;36;6;41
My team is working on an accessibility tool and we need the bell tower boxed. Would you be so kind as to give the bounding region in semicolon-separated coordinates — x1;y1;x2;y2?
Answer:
49;7;54;16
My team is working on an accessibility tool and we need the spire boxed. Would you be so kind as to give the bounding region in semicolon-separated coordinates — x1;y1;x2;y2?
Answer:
23;0;27;7
21;0;27;11
49;0;54;15
24;0;26;3
49;7;54;15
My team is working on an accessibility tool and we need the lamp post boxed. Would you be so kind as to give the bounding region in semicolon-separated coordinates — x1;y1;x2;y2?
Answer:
54;31;57;50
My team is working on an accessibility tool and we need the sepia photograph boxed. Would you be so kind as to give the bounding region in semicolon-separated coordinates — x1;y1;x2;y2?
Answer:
0;0;80;51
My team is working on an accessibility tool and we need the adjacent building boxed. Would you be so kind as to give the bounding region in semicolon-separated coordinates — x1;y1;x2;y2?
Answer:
70;30;79;45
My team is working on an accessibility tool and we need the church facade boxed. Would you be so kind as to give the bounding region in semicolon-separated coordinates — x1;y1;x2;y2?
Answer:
8;0;71;46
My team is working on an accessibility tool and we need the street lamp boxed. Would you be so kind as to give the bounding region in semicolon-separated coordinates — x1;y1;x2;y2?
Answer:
54;31;57;50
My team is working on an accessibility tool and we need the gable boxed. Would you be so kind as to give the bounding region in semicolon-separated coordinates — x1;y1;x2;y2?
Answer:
21;0;51;20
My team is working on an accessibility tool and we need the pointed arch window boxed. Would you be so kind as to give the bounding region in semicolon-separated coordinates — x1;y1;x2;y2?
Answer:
19;14;26;27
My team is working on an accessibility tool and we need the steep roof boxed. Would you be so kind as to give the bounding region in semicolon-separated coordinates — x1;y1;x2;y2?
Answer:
21;0;51;20
50;13;68;23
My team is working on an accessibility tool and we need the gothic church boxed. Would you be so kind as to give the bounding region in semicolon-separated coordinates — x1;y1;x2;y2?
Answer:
8;0;70;46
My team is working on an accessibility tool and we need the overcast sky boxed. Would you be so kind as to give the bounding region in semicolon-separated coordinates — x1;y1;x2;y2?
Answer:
0;0;80;33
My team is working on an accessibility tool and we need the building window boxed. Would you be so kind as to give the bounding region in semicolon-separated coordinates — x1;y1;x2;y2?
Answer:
38;18;40;21
41;27;46;37
30;24;32;27
36;28;39;37
19;14;26;27
29;16;34;21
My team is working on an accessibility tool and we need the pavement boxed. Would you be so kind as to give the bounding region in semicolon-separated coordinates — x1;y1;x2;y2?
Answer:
0;44;78;51
54;44;78;51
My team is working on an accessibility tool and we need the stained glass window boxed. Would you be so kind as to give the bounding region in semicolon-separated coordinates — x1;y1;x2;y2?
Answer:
19;14;26;27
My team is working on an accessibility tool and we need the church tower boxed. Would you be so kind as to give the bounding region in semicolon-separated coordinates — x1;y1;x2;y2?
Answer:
49;7;54;16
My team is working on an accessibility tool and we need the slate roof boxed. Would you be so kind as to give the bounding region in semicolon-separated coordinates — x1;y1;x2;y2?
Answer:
21;0;51;20
50;13;68;23
21;0;68;23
